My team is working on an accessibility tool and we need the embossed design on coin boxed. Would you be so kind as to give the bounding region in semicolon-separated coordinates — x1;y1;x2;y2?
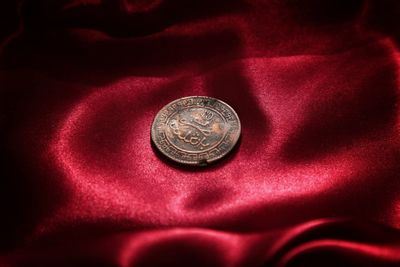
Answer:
151;96;241;166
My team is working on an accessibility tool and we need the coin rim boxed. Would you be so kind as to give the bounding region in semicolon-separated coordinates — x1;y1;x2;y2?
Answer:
151;96;241;166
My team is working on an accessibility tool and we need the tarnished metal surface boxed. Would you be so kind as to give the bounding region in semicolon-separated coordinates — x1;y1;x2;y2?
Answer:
151;96;241;166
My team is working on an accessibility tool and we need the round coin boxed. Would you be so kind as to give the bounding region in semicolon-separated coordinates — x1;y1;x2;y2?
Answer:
151;96;241;166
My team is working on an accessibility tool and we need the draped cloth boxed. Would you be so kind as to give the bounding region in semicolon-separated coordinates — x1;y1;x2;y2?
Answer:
1;0;400;266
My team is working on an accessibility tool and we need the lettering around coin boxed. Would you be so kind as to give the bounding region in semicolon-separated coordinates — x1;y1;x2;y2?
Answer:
151;96;241;166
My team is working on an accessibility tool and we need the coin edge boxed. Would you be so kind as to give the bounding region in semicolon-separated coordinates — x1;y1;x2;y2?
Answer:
151;96;241;166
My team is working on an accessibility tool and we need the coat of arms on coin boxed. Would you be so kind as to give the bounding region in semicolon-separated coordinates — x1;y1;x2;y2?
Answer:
151;96;241;166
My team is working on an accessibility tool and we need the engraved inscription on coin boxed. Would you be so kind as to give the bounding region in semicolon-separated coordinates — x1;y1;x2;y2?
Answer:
151;96;241;166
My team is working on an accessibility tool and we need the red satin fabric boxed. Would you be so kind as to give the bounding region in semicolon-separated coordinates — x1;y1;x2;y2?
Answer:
1;0;400;266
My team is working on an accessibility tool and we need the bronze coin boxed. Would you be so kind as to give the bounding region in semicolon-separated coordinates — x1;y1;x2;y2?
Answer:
151;96;241;166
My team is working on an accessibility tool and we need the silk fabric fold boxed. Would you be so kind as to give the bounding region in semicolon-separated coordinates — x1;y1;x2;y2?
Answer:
1;0;400;266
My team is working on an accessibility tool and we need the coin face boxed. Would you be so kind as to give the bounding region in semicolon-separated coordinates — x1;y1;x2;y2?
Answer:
151;96;241;166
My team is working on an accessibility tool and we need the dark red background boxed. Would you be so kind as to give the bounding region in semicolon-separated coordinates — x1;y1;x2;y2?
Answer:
1;0;400;266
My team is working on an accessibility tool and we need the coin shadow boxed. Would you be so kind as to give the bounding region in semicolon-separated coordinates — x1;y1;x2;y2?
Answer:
150;136;242;173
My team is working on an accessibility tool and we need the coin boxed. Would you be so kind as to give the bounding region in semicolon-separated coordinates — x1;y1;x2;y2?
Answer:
151;96;241;166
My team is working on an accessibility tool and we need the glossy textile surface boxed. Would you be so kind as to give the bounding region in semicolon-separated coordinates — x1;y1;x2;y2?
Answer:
1;0;400;266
